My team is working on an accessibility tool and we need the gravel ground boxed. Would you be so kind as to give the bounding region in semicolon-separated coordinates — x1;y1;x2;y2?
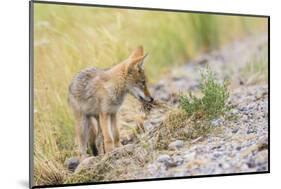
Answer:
146;85;268;177
141;34;268;177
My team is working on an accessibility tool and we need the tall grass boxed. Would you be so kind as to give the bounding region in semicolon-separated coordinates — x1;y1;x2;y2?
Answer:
33;3;267;185
241;44;268;85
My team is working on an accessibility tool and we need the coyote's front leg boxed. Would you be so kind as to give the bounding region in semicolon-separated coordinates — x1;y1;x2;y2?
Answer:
111;113;122;148
99;112;121;153
99;113;114;152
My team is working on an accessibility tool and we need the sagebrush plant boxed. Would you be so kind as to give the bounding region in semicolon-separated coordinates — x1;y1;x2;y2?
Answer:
156;69;229;149
180;68;230;120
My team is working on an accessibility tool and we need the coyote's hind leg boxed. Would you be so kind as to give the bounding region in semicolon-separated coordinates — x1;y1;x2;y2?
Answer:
76;114;90;160
89;116;104;156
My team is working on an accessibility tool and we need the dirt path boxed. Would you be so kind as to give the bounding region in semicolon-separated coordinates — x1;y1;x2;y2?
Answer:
69;34;268;182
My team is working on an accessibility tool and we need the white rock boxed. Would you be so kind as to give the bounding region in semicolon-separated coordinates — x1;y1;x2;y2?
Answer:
168;140;184;150
157;154;171;163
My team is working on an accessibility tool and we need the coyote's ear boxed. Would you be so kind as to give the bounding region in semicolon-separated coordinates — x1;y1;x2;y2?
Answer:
129;46;144;59
136;53;148;69
127;53;148;72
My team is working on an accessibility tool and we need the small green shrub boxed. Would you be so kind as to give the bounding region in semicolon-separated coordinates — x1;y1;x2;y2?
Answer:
180;68;230;120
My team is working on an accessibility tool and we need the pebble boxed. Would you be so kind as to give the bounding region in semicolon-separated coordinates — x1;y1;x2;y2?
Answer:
144;121;153;131
157;154;172;163
247;128;256;134
232;128;239;134
231;109;239;114
211;118;224;127
64;157;80;172
246;160;256;168
242;115;248;122
174;156;184;166
236;146;242;151
183;151;196;160
168;140;184;150
164;160;178;168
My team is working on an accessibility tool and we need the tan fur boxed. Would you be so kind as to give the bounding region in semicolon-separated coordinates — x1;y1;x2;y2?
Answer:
68;46;153;159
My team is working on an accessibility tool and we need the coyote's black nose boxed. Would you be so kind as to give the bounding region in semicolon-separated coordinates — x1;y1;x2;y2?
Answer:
148;96;154;102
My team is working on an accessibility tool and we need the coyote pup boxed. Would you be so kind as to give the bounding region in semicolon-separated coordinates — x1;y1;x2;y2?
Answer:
68;46;153;159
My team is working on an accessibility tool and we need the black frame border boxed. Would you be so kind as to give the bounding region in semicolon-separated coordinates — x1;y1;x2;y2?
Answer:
29;0;270;188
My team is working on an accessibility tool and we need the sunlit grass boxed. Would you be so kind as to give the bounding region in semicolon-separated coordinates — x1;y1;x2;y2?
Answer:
241;44;268;85
33;3;267;185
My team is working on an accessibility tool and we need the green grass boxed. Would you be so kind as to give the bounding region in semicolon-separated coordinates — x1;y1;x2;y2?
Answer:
180;68;230;120
33;3;267;186
241;44;268;85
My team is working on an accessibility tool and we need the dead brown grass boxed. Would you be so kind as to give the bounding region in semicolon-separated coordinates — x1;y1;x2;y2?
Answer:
154;109;215;149
34;156;66;186
65;144;152;183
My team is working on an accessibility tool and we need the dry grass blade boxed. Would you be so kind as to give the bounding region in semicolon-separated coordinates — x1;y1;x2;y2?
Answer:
141;99;172;115
34;157;66;186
